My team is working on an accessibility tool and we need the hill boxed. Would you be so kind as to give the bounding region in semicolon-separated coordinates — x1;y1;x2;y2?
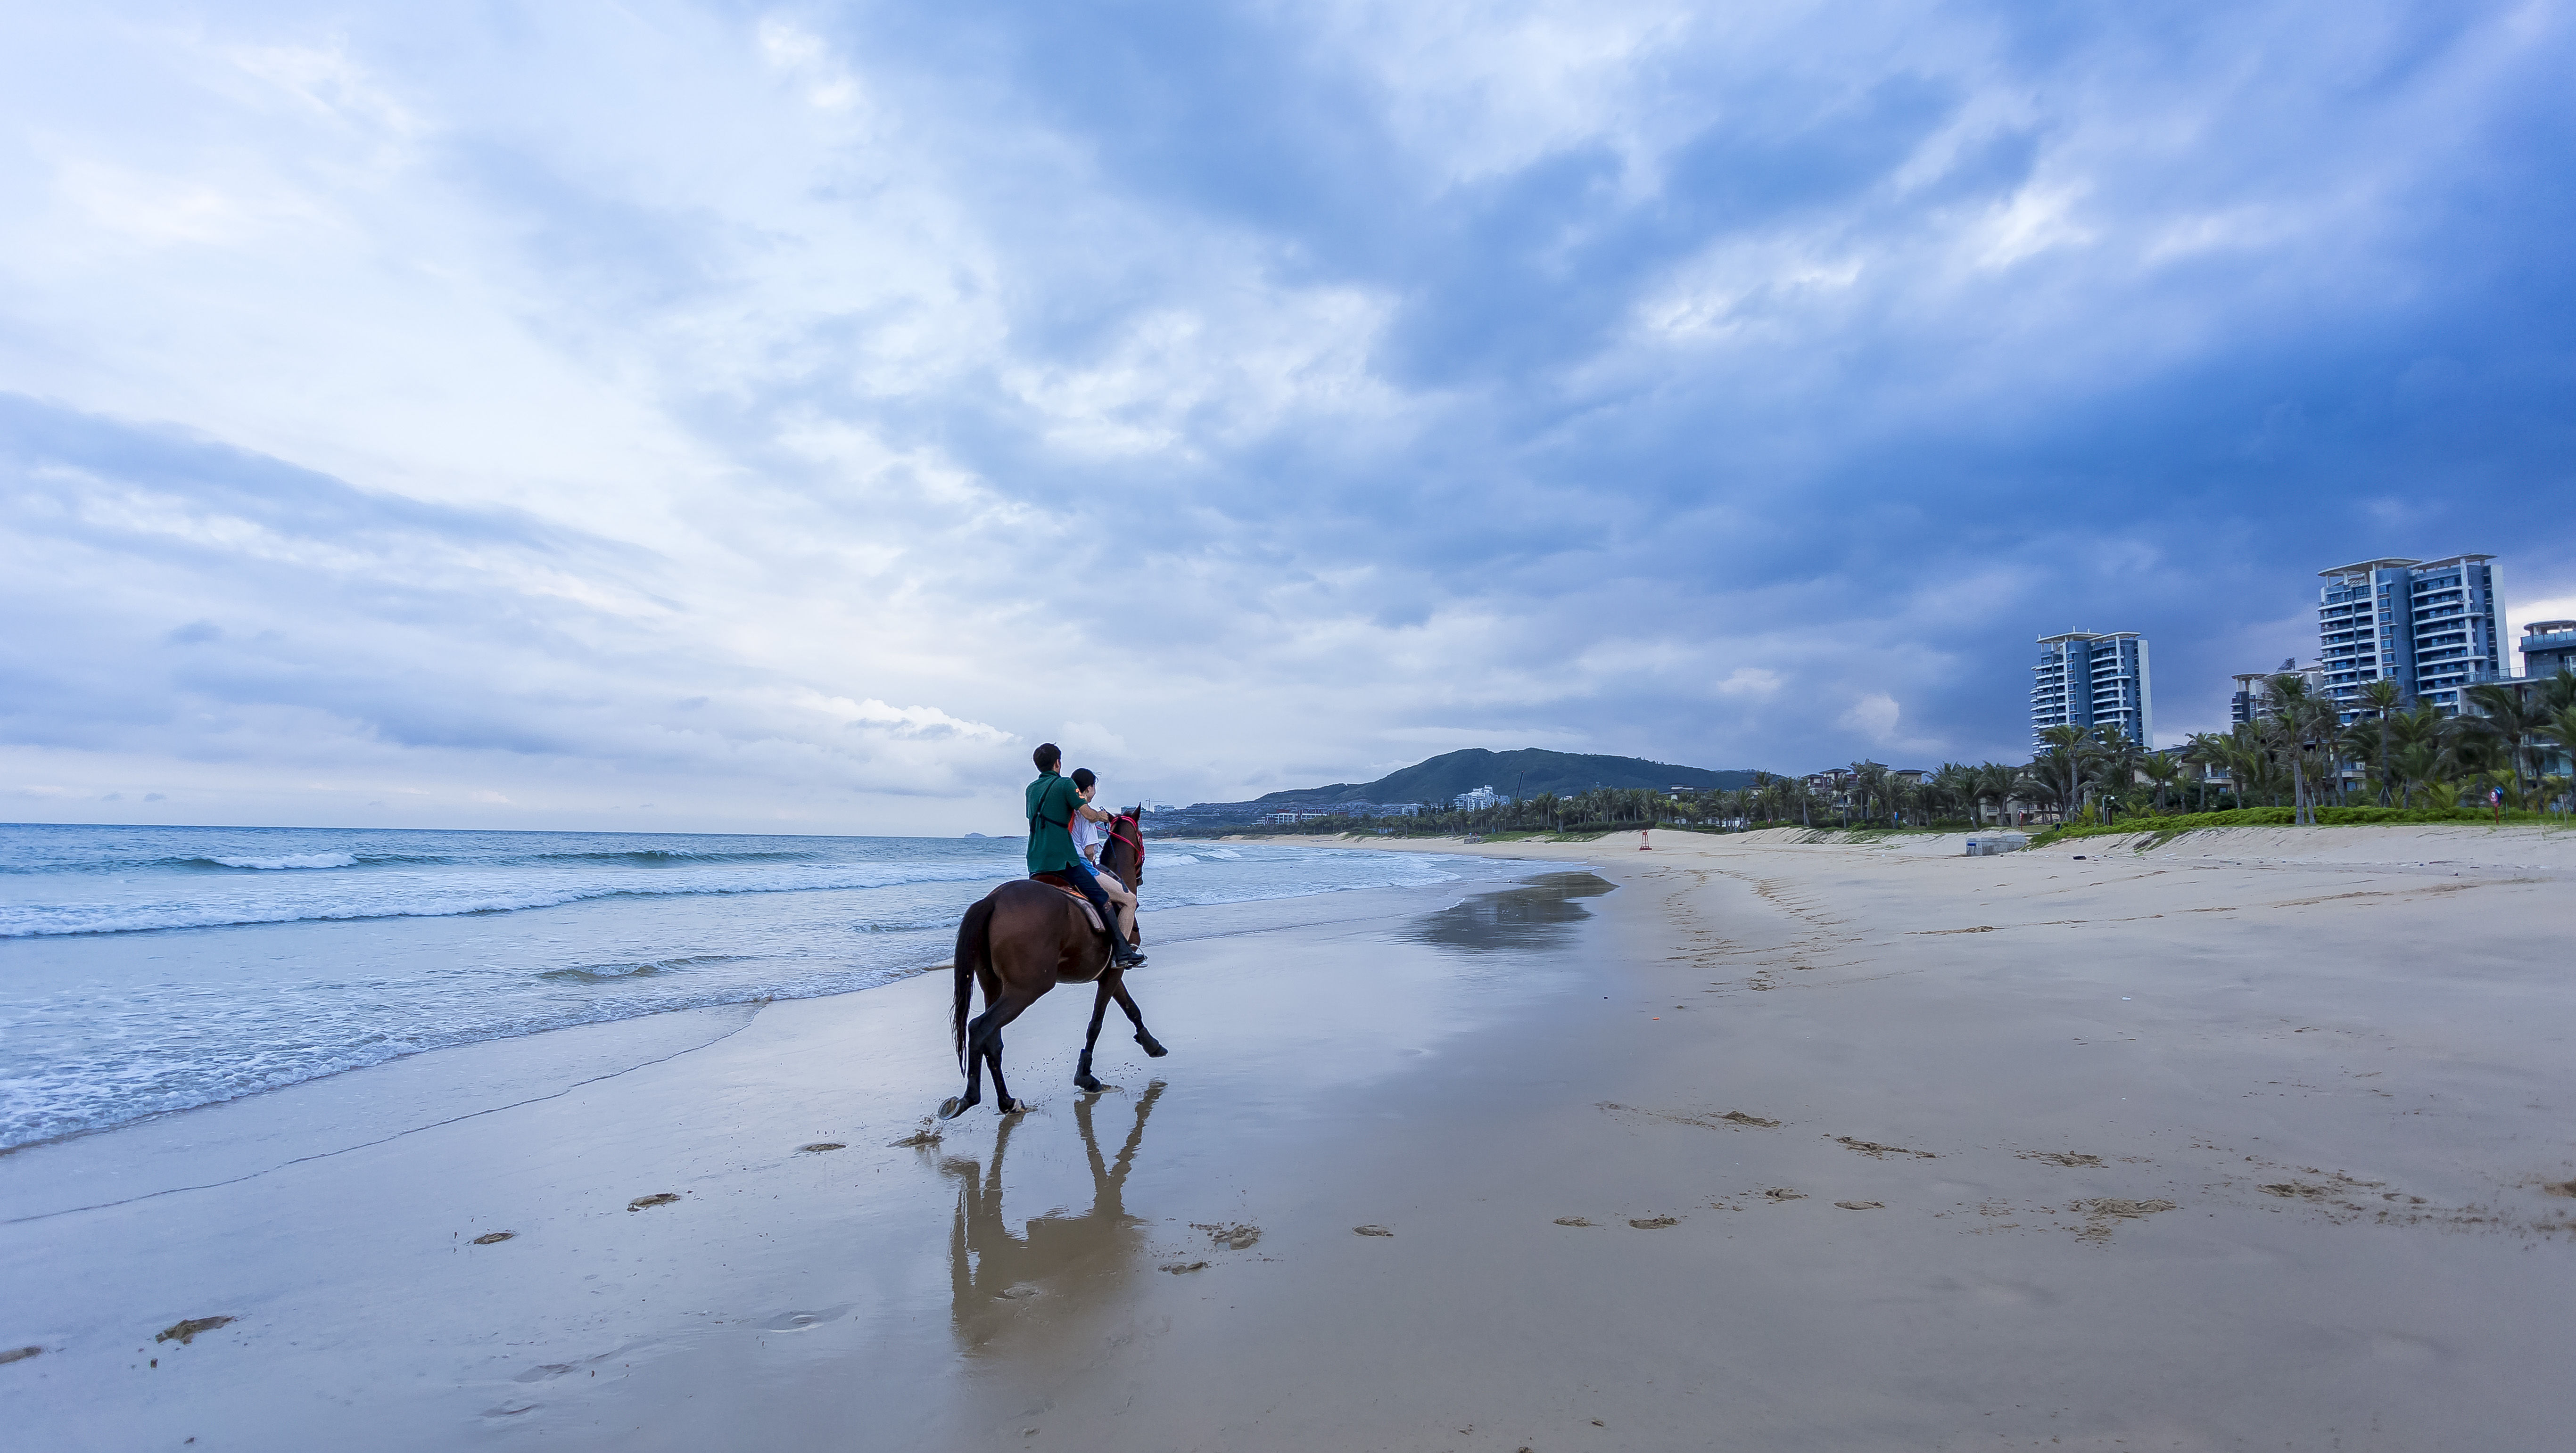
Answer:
1157;749;1764;825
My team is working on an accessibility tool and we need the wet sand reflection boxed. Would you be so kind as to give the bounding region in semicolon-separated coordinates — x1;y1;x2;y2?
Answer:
1405;871;1613;953
942;1081;1165;1350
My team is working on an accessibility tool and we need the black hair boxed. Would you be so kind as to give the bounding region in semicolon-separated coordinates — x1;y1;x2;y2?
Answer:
1071;768;1097;790
1033;742;1061;772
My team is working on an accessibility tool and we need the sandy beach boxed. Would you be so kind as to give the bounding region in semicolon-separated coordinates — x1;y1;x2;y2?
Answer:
7;824;2575;1451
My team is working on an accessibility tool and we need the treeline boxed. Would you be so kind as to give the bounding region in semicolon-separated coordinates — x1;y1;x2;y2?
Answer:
1175;669;2576;839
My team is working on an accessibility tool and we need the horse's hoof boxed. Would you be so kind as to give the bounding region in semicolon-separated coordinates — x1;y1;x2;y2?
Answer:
1137;1035;1169;1059
1004;1098;1032;1115
1075;1075;1103;1093
936;1097;967;1121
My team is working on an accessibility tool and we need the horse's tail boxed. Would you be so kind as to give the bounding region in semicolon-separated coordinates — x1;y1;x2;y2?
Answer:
952;893;995;1072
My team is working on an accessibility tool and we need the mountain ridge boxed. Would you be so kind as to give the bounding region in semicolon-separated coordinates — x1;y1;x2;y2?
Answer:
1175;748;1764;816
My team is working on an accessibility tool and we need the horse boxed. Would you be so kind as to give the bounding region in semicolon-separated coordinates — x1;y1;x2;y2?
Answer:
940;808;1167;1118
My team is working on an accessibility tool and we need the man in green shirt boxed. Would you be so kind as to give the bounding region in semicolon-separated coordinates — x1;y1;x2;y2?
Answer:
1026;743;1144;968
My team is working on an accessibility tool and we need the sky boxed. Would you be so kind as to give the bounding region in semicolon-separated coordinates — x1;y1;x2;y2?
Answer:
3;0;2572;836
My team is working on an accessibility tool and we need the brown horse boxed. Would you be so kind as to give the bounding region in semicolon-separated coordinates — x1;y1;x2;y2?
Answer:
941;809;1167;1118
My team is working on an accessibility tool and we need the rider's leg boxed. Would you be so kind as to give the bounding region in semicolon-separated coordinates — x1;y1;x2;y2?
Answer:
1098;878;1139;942
1072;864;1143;963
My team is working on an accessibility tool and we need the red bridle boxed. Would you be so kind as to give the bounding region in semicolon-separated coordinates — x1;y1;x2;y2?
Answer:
1107;814;1145;862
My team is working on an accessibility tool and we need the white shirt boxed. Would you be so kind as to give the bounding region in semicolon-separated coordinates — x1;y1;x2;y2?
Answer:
1071;810;1104;857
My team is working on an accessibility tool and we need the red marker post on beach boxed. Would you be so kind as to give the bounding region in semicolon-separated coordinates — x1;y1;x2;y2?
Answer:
1639;829;1651;851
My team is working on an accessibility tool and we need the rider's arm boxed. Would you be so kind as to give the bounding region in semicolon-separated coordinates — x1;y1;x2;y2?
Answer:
1074;803;1112;821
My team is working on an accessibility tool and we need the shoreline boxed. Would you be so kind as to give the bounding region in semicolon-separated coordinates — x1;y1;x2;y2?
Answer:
6;826;2572;1448
0;842;1518;1155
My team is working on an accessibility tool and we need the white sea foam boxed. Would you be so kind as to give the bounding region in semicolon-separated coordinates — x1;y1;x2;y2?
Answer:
0;859;1013;938
208;853;357;870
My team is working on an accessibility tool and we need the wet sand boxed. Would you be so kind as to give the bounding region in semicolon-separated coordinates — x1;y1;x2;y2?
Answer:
5;827;2575;1450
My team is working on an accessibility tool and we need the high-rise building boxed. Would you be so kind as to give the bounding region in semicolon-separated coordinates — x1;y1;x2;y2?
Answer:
2315;556;2504;715
2031;632;2153;748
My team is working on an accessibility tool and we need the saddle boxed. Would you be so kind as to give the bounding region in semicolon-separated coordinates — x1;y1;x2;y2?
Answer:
1030;872;1106;934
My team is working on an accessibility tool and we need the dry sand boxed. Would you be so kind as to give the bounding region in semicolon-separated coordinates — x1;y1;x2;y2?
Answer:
5;824;2573;1450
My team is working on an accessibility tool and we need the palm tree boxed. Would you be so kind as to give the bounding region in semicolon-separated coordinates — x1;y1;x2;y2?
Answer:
2351;678;2404;804
2260;673;2338;825
2093;725;2145;822
2180;732;2229;811
1851;761;1890;826
2032;725;2095;824
2139;752;2182;813
2462;683;2548;809
2542;698;2576;814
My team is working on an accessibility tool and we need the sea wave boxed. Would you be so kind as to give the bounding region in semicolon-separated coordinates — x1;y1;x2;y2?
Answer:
0;860;1013;938
537;954;751;984
206;853;359;870
522;848;825;867
10;846;841;876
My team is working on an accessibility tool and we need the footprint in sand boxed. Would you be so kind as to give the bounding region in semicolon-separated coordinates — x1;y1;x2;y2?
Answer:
1627;1215;1679;1229
2022;1151;2104;1167
1833;1201;1884;1210
1353;1224;1394;1237
1193;1222;1262;1249
1834;1136;1937;1160
2075;1198;2176;1242
627;1193;680;1211
471;1231;516;1245
1552;1216;1593;1227
757;1307;852;1331
2539;1180;2576;1199
800;1141;848;1153
1;1347;41;1366
1761;1188;1807;1203
156;1317;234;1345
887;1130;941;1148
1160;1260;1210;1273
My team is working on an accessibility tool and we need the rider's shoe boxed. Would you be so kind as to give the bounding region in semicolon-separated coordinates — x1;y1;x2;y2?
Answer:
1110;941;1148;968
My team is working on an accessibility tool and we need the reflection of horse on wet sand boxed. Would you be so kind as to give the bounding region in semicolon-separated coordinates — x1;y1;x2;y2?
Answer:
941;1081;1165;1347
942;810;1167;1119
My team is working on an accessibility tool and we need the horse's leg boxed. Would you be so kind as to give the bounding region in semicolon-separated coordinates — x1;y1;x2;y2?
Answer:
1075;981;1115;1093
941;962;1008;1119
943;1001;992;1119
975;991;1040;1114
1110;974;1168;1058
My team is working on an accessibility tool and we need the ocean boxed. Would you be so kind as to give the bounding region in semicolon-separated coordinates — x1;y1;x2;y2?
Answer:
0;823;1507;1151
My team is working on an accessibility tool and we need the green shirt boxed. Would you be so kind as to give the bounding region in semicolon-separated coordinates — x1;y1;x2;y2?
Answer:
1024;772;1084;875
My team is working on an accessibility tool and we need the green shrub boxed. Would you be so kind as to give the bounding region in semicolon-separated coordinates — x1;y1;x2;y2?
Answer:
2033;803;2553;846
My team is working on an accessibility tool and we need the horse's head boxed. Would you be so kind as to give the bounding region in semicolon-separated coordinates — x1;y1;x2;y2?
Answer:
1107;807;1145;889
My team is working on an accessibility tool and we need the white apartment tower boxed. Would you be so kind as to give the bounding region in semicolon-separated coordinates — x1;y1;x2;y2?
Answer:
2315;556;2504;715
2031;632;2153;749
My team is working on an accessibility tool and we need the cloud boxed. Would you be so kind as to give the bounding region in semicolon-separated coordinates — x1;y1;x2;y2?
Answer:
0;0;2570;828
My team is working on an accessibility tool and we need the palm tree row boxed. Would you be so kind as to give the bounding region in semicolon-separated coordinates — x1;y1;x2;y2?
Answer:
1230;668;2576;839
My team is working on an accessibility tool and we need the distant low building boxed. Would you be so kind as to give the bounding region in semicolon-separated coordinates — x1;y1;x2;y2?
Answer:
1452;786;1503;810
2230;659;2325;725
2521;620;2576;680
2459;620;2576;778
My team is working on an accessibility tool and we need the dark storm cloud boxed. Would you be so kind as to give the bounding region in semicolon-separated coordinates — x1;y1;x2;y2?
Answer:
2;0;2571;828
